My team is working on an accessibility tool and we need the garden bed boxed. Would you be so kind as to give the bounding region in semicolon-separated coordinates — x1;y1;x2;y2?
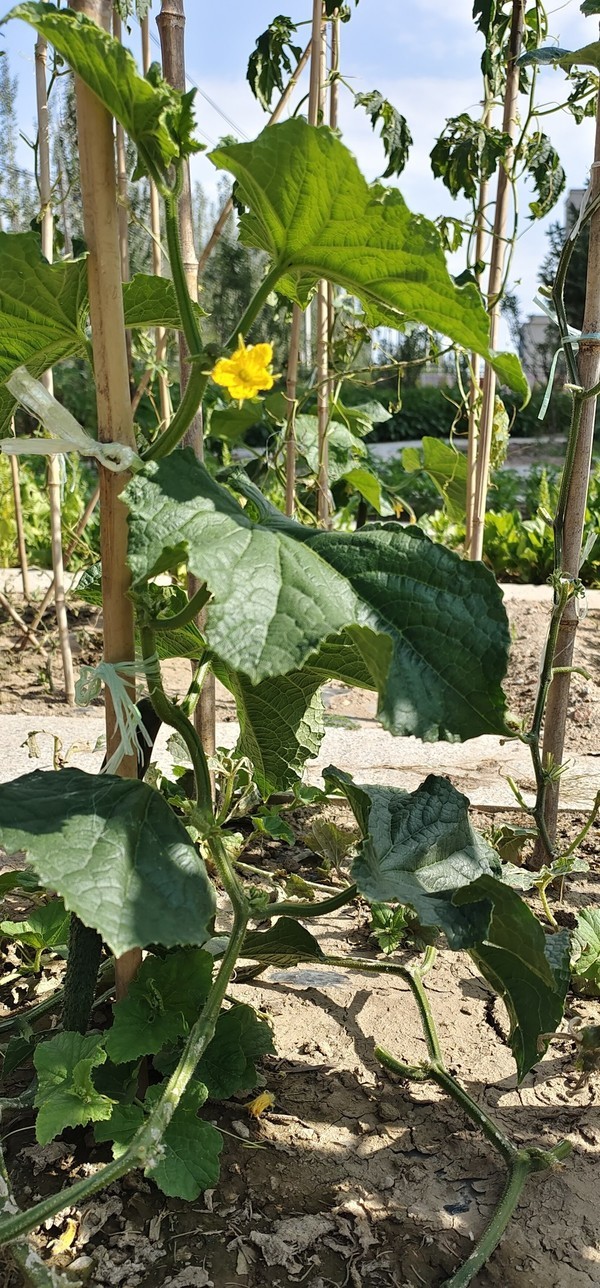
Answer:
0;590;599;1287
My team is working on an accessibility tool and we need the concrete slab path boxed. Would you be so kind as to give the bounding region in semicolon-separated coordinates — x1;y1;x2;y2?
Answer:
0;711;597;811
0;578;598;810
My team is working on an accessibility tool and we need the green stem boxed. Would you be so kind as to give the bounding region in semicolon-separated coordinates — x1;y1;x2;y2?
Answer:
0;873;249;1247
557;788;600;862
443;1155;532;1288
142;363;208;461
140;626;212;819
141;190;208;461
322;952;443;1064
554;392;584;572
538;879;558;930
0;1111;73;1285
225;266;283;351
152;583;210;632
164;192;202;356
265;884;357;920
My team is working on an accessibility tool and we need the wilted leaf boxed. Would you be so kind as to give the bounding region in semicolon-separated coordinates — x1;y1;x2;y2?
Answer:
328;768;500;948
455;875;570;1079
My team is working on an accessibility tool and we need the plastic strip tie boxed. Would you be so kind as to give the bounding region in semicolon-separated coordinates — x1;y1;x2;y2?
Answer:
534;298;600;421
0;367;141;474
75;657;158;776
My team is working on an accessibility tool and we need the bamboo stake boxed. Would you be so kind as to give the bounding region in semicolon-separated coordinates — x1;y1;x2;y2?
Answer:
535;87;600;854
470;0;524;562
0;588;45;652
327;14;339;456
112;8;134;395
285;306;302;516
197;40;312;274
309;0;330;527
35;35;75;706
157;0;215;769
9;450;30;602
69;0;139;999
141;13;171;430
465;111;491;556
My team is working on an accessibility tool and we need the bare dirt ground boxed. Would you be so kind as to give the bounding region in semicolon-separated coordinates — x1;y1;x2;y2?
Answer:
0;590;599;1287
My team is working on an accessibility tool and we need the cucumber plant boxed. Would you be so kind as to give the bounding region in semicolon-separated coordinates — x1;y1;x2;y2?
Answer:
0;4;582;1286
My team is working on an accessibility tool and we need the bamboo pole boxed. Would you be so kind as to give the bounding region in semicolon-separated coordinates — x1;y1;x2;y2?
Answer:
327;14;339;458
35;35;75;706
470;0;524;562
69;0;140;999
465;111;491;556
0;588;45;652
285;306;302;516
309;0;330;527
535;87;600;853
9;451;30;602
141;13;171;429
112;8;134;395
197;40;312;274
157;0;215;769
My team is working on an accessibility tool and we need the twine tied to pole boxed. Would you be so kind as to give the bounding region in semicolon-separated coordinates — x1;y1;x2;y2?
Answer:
76;658;158;775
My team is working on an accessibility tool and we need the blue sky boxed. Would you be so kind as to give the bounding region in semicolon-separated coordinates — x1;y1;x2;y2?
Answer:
1;1;598;349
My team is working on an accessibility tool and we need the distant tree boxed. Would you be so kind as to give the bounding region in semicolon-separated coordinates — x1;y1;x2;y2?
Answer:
199;179;291;363
0;53;36;230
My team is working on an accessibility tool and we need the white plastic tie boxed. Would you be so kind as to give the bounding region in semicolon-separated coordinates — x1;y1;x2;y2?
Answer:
1;367;141;474
75;658;158;776
533;297;600;421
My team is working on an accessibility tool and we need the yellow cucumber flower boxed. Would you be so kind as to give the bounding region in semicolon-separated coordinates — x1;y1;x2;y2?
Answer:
210;335;275;401
244;1090;275;1119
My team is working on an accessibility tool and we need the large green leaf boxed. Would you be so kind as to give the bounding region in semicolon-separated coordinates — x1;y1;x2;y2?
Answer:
0;232;87;435
125;453;362;684
123;274;206;329
518;42;600;72
144;1085;223;1199
131;458;510;742
306;524;509;739
242;917;326;967
96;1083;223;1199
77;566;206;662
105;950;214;1064
454;876;570;1079
213;659;325;795
196;1003;275;1099
5;3;200;181
34;1031;113;1145
328;768;501;949
210;120;529;401
402;437;467;521
295;413;367;483
0;769;216;958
